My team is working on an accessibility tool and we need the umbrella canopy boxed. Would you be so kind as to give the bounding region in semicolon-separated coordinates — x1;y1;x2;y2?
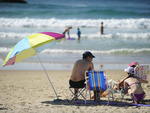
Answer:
3;32;65;66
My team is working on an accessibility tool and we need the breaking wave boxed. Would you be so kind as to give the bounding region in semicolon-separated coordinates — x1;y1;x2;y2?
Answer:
0;18;150;29
1;47;149;55
0;32;150;40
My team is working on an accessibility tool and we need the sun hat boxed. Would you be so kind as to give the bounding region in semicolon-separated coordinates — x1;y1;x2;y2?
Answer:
83;51;95;58
128;62;139;67
124;66;134;74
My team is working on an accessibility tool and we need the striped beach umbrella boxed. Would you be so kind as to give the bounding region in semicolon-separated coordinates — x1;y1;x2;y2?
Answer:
3;32;65;100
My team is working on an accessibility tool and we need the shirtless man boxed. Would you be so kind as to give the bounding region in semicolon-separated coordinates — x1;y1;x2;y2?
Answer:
122;66;148;104
69;51;95;98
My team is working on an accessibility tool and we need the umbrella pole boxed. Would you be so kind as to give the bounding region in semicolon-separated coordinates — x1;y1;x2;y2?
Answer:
37;55;59;99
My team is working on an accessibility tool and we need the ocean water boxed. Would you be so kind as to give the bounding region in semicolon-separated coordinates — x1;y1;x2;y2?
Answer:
0;0;150;70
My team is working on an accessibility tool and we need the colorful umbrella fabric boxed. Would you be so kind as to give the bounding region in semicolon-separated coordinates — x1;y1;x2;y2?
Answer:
3;32;65;66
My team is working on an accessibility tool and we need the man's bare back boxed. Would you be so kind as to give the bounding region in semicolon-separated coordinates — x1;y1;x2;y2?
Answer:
70;59;94;82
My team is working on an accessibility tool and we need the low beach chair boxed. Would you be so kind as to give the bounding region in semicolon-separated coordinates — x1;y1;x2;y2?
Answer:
85;70;107;103
69;83;86;101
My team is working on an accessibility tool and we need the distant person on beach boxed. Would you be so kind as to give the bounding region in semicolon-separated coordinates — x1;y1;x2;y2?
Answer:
119;66;148;104
63;26;72;39
69;51;95;99
77;27;81;40
100;22;104;35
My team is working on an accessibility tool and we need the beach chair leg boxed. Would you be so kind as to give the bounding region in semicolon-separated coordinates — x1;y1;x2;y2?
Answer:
93;90;100;102
89;91;91;100
69;88;79;100
112;93;114;101
107;91;111;105
69;88;75;99
85;89;88;104
79;90;86;100
107;96;110;105
121;92;124;101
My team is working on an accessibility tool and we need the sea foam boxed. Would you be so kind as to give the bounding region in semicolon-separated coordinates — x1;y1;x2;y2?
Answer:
0;18;150;29
0;32;150;40
1;47;150;55
41;48;150;54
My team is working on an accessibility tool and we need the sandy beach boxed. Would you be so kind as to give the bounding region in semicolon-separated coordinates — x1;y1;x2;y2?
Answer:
0;0;150;112
0;70;150;113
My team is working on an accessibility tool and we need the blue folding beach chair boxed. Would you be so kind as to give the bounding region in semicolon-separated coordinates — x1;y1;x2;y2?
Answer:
85;70;107;103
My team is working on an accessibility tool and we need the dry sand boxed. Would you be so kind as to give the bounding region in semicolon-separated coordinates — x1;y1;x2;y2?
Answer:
0;70;150;113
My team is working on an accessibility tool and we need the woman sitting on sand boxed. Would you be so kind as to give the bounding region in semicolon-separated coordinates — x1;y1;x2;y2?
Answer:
119;66;148;104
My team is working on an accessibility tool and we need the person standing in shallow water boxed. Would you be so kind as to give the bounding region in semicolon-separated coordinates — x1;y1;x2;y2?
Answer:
77;27;81;41
100;22;104;35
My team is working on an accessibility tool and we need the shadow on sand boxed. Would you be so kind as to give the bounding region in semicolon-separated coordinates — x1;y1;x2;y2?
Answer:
0;104;7;111
0;107;8;110
123;98;150;104
41;99;138;107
